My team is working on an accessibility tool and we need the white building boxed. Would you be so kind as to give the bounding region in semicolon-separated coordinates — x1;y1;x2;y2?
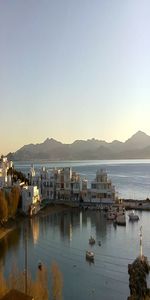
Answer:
26;166;116;205
22;185;41;215
90;169;115;204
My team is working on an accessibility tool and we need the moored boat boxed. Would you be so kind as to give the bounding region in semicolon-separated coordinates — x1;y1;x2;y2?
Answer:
86;251;94;261
115;213;126;226
107;212;116;220
128;210;139;221
89;236;96;245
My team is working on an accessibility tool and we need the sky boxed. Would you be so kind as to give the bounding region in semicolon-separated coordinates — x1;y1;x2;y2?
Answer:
0;0;150;154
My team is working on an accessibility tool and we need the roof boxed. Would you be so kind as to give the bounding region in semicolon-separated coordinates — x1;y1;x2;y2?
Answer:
0;289;33;300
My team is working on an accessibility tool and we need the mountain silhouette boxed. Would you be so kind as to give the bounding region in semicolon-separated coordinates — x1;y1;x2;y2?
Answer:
7;131;150;160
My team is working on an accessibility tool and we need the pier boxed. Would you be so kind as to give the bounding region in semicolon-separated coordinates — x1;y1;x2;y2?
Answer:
123;199;150;211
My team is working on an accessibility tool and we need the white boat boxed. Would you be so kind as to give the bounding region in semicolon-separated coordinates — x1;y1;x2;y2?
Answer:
128;210;139;221
86;251;94;261
89;236;96;245
107;212;116;220
115;213;126;226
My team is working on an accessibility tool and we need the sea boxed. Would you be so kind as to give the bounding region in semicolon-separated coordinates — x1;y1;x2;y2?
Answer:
1;159;150;300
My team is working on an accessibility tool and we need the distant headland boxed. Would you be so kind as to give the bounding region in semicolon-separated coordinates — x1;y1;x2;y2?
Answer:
5;131;150;161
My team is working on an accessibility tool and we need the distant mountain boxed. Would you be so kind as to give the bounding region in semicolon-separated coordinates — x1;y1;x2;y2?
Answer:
6;131;150;161
124;131;150;150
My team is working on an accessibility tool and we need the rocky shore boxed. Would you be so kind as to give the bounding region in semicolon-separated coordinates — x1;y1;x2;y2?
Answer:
128;256;150;300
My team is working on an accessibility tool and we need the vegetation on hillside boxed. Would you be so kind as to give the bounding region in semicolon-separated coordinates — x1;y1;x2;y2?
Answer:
0;187;20;224
7;167;29;184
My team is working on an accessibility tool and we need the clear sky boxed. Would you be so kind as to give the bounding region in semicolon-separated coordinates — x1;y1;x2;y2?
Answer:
1;0;150;154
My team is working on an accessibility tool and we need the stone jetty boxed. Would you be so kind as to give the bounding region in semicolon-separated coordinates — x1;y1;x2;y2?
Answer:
128;256;150;300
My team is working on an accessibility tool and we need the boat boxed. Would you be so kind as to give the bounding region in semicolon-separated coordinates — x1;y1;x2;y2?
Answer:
89;236;96;245
98;241;101;246
86;251;94;261
107;212;116;220
128;210;139;221
115;213;126;226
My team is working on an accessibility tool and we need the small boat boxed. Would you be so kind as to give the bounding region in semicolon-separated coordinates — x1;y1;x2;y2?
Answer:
86;251;94;261
128;210;139;221
107;212;116;220
89;236;96;245
98;241;101;246
115;213;126;226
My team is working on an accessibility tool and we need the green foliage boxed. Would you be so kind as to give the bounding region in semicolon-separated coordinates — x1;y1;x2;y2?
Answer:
7;167;29;184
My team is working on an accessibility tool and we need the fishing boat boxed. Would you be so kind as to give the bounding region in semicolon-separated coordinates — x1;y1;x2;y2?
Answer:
107;211;116;220
128;210;139;221
86;251;94;261
89;236;96;245
115;213;126;226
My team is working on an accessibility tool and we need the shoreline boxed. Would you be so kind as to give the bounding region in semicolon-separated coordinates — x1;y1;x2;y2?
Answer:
0;204;72;241
1;199;150;241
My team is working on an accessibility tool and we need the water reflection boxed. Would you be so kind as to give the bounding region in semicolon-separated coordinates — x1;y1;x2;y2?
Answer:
2;209;150;300
30;217;40;245
0;227;21;266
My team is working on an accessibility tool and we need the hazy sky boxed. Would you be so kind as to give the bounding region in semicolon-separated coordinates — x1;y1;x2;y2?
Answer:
1;0;150;154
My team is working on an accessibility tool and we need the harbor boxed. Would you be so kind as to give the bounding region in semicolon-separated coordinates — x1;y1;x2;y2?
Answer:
1;158;150;299
1;207;150;300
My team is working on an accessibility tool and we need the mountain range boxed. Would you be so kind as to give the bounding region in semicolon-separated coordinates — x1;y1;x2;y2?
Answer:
7;131;150;161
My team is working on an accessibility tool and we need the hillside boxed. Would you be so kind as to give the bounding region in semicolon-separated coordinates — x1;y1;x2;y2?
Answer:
6;131;150;161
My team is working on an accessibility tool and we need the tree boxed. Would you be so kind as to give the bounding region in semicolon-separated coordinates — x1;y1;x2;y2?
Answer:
0;190;8;224
5;186;20;219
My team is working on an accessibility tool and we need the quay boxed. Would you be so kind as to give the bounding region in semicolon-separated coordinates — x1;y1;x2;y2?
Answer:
41;198;150;212
123;199;150;211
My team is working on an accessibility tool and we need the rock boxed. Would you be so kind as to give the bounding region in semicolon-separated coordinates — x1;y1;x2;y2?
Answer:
128;256;150;300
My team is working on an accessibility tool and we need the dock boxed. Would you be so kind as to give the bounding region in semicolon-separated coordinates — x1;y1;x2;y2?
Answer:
123;199;150;211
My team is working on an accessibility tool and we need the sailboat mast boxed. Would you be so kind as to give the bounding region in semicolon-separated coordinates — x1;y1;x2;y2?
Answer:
140;226;143;259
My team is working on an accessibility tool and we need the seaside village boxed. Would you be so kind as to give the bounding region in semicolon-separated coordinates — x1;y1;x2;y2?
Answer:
1;155;147;226
0;156;119;212
1;156;150;300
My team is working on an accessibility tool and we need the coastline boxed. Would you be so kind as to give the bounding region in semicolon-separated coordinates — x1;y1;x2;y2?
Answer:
0;204;71;241
1;199;150;242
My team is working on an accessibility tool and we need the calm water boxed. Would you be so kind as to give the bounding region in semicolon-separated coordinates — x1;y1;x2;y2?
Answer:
14;159;150;199
1;160;150;299
1;210;150;300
